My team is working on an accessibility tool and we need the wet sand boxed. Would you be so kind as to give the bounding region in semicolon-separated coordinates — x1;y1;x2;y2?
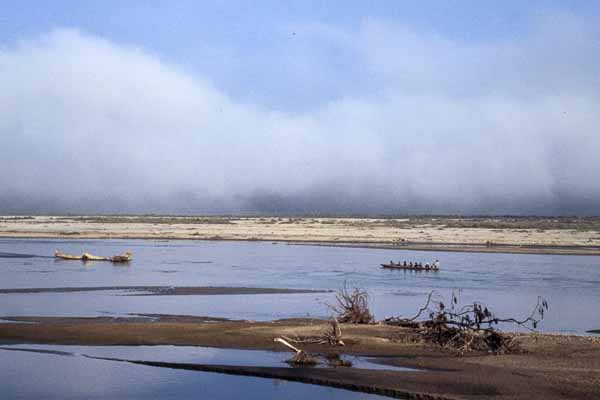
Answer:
1;215;600;255
0;316;598;399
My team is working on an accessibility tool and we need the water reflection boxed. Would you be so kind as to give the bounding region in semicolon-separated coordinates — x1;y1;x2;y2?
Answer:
0;344;414;371
0;345;396;400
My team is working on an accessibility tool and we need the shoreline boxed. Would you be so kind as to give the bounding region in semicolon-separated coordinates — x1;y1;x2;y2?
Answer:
1;215;600;256
0;316;598;399
2;233;600;256
284;240;600;256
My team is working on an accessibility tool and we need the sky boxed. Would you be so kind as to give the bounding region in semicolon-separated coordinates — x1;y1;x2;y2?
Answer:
1;1;599;215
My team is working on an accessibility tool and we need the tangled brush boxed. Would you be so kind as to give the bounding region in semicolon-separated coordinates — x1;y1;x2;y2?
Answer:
328;283;374;324
385;291;548;354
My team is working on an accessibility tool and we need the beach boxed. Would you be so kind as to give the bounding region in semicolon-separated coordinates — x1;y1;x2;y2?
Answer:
1;215;600;255
1;316;599;399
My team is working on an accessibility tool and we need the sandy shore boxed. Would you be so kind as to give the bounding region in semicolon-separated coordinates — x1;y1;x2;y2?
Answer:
1;215;600;255
0;316;598;399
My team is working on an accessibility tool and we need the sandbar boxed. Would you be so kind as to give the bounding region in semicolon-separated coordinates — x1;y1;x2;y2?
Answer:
0;316;598;399
1;215;600;255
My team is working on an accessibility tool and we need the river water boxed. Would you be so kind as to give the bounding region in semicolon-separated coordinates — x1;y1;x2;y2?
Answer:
1;238;599;334
0;344;394;399
1;237;599;399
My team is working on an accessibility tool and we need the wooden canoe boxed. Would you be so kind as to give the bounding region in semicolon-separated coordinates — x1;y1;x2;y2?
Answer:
82;253;109;261
54;250;132;263
110;252;132;263
54;251;82;260
381;263;439;271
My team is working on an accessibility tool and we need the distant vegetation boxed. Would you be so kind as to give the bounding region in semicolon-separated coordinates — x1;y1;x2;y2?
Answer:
6;215;600;232
61;216;235;225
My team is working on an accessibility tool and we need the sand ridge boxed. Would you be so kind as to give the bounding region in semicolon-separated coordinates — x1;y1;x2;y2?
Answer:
1;215;600;255
0;316;598;399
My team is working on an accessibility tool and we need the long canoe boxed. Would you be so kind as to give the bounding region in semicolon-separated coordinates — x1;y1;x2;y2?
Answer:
54;250;132;263
82;253;109;261
110;252;133;263
381;263;439;271
54;251;82;260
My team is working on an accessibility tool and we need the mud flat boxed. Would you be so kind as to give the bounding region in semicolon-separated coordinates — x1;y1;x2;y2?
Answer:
0;316;598;399
1;215;600;255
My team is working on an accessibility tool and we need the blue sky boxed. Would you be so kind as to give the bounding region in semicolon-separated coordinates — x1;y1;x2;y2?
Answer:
2;1;597;108
1;2;599;214
2;1;596;42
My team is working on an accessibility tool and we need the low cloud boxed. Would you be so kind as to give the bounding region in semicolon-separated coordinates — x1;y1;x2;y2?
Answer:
1;15;599;215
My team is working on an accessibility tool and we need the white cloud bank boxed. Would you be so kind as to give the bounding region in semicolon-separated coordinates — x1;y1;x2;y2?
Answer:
1;15;599;214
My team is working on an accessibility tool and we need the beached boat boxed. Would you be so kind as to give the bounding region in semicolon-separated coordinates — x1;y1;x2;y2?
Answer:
54;250;82;260
82;252;109;261
54;250;132;263
110;252;133;263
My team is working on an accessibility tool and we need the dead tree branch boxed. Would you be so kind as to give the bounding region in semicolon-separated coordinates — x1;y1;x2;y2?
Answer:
384;290;549;354
327;282;374;324
281;318;345;346
274;337;318;365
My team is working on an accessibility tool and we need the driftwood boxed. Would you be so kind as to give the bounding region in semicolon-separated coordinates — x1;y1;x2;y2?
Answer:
384;291;548;354
324;352;352;367
274;337;318;365
274;336;351;367
327;283;374;324
281;319;345;347
326;319;345;346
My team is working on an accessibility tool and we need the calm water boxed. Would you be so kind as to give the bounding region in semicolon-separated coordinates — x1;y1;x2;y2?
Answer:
1;238;599;333
0;344;413;371
0;345;391;400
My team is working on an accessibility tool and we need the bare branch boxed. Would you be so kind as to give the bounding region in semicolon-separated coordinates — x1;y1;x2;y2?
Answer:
327;282;374;324
384;291;549;354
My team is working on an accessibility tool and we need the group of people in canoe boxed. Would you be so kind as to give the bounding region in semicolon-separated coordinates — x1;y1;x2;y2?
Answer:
382;259;440;270
54;250;132;263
